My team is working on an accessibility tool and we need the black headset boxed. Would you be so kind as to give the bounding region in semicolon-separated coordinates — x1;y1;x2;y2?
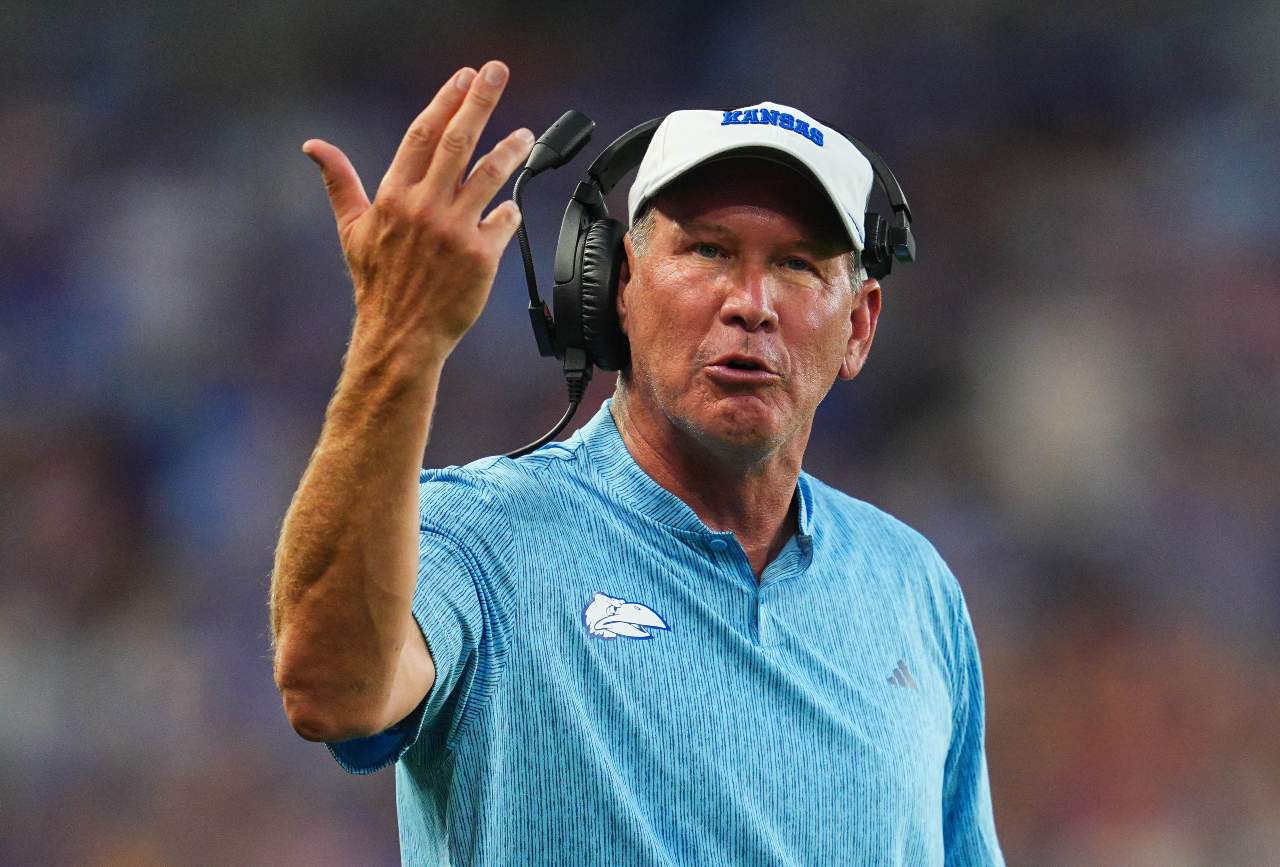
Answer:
504;109;916;458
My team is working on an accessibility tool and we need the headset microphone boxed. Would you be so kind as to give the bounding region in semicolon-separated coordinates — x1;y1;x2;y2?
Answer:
524;110;595;175
505;111;598;458
502;108;915;460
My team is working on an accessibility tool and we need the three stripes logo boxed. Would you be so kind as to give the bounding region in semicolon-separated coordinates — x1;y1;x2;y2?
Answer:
887;658;918;690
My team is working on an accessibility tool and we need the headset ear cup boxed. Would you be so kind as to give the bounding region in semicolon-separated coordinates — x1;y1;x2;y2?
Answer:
578;219;630;371
862;211;889;279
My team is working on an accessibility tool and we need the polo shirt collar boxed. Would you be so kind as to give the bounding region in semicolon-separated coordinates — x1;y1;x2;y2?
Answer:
579;399;815;546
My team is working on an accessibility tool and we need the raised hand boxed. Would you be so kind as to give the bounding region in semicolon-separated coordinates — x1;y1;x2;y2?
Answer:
302;60;534;363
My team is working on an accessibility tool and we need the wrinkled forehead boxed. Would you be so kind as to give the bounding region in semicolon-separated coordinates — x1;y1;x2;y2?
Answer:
641;156;852;253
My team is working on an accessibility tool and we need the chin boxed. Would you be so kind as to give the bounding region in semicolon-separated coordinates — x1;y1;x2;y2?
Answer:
683;392;786;454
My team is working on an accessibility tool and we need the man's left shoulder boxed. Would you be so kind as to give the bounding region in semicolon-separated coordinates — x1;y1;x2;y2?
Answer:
804;474;941;556
803;473;959;593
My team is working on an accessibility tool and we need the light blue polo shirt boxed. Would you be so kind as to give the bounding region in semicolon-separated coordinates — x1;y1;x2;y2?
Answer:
327;399;1004;866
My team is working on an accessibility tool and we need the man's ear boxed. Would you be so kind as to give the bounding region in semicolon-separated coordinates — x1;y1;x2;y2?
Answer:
616;232;636;334
838;278;882;380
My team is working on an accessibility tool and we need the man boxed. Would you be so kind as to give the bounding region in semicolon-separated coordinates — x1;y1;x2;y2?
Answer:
270;59;1004;866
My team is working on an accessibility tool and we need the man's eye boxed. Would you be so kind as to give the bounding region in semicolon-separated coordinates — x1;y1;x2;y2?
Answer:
694;243;720;259
783;257;813;272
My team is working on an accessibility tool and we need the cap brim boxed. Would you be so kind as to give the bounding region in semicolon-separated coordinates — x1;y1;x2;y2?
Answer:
632;144;863;251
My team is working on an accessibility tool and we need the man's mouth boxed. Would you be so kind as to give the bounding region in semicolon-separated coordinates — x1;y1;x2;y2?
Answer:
708;353;778;374
701;361;778;384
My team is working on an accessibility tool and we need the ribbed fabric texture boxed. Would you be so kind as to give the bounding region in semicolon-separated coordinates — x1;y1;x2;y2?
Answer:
327;400;1004;866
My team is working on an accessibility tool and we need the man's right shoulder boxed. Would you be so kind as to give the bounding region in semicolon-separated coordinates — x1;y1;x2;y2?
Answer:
416;438;591;523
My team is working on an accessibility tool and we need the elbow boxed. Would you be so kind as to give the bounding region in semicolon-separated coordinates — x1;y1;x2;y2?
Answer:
274;649;325;740
283;695;342;742
275;663;341;741
272;635;390;742
279;686;385;743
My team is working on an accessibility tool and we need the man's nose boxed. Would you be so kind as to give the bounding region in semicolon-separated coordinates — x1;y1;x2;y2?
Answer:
719;265;779;332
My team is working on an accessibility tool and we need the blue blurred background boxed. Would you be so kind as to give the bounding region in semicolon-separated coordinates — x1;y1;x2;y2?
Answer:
3;1;1278;864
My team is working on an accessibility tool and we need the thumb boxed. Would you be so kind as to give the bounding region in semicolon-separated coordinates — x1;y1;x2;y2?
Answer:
478;199;523;250
302;139;370;235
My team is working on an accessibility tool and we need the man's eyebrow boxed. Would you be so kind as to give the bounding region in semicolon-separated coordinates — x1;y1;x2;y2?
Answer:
678;219;846;257
788;236;849;257
677;219;733;237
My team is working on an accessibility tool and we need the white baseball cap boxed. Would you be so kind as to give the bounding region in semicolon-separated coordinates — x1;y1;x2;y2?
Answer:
626;101;875;251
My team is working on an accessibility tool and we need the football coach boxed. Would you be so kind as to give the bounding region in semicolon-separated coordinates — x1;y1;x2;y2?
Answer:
270;59;1005;866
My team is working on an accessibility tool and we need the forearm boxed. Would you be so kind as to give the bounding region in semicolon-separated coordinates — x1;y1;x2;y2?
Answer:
273;58;528;741
270;323;446;737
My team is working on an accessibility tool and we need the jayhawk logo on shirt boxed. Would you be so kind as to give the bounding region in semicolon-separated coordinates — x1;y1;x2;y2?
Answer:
583;592;670;640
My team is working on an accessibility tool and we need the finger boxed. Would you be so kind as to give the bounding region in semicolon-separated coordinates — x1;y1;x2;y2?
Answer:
302;139;370;235
477;199;523;252
456;127;535;220
380;67;476;192
421;60;509;199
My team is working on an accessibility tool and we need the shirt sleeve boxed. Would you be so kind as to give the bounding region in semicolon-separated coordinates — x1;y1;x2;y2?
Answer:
941;581;1006;866
326;463;517;774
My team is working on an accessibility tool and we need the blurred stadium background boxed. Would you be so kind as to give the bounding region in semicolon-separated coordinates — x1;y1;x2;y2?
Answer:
3;1;1278;864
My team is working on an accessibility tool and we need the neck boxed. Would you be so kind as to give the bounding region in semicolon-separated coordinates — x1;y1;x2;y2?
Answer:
610;387;806;580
